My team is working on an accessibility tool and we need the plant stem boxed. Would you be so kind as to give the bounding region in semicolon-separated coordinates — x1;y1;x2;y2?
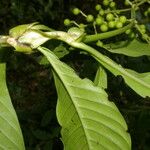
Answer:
83;21;134;43
105;8;131;14
0;36;11;47
136;0;148;7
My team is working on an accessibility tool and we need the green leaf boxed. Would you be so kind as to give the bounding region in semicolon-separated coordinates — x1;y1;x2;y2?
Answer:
94;66;107;89
0;63;25;150
95;56;150;98
104;39;150;57
53;45;69;58
31;24;54;31
18;30;49;49
72;42;150;98
38;47;131;150
9;22;38;38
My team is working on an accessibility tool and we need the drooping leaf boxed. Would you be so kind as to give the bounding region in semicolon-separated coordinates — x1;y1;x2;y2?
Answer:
95;55;150;98
94;66;107;89
38;47;131;150
0;63;25;150
72;42;150;98
104;39;150;57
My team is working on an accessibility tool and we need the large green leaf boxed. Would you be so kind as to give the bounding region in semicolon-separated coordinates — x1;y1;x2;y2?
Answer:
0;64;25;150
38;47;131;150
104;39;150;57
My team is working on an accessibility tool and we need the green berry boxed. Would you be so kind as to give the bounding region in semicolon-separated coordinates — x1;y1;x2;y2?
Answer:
96;17;103;25
64;19;71;26
109;2;116;8
125;29;131;34
95;4;101;11
86;15;94;22
103;0;110;6
72;8;80;15
96;40;103;47
124;0;130;6
108;21;116;28
100;24;108;32
99;9;105;16
79;23;85;29
119;16;127;24
106;13;114;21
116;21;123;28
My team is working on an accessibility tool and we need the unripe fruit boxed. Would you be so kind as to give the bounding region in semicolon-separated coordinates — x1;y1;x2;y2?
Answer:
99;10;105;16
103;0;110;6
72;8;80;15
124;0;130;6
100;24;108;32
119;16;127;24
108;21;116;28
116;21;123;28
106;13;114;21
64;19;71;26
79;23;85;29
86;15;94;22
95;4;101;11
96;17;103;25
109;2;116;8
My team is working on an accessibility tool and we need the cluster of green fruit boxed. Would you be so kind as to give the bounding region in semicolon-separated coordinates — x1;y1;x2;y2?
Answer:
64;0;149;44
64;0;128;33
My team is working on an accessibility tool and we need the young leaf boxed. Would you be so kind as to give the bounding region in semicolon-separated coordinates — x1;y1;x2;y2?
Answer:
104;39;150;57
38;47;131;150
0;64;25;150
94;66;107;89
18;30;49;49
9;22;38;38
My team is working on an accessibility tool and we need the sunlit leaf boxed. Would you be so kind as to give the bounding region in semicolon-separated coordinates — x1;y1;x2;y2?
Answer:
38;47;131;150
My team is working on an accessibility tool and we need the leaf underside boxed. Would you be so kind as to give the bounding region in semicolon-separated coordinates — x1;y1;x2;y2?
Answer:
0;64;25;150
38;47;131;150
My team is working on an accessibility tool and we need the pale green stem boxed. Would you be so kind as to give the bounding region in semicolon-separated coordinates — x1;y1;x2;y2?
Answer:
83;21;134;43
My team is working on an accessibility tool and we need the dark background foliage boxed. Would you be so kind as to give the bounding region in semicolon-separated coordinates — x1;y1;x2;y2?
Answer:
0;0;150;150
